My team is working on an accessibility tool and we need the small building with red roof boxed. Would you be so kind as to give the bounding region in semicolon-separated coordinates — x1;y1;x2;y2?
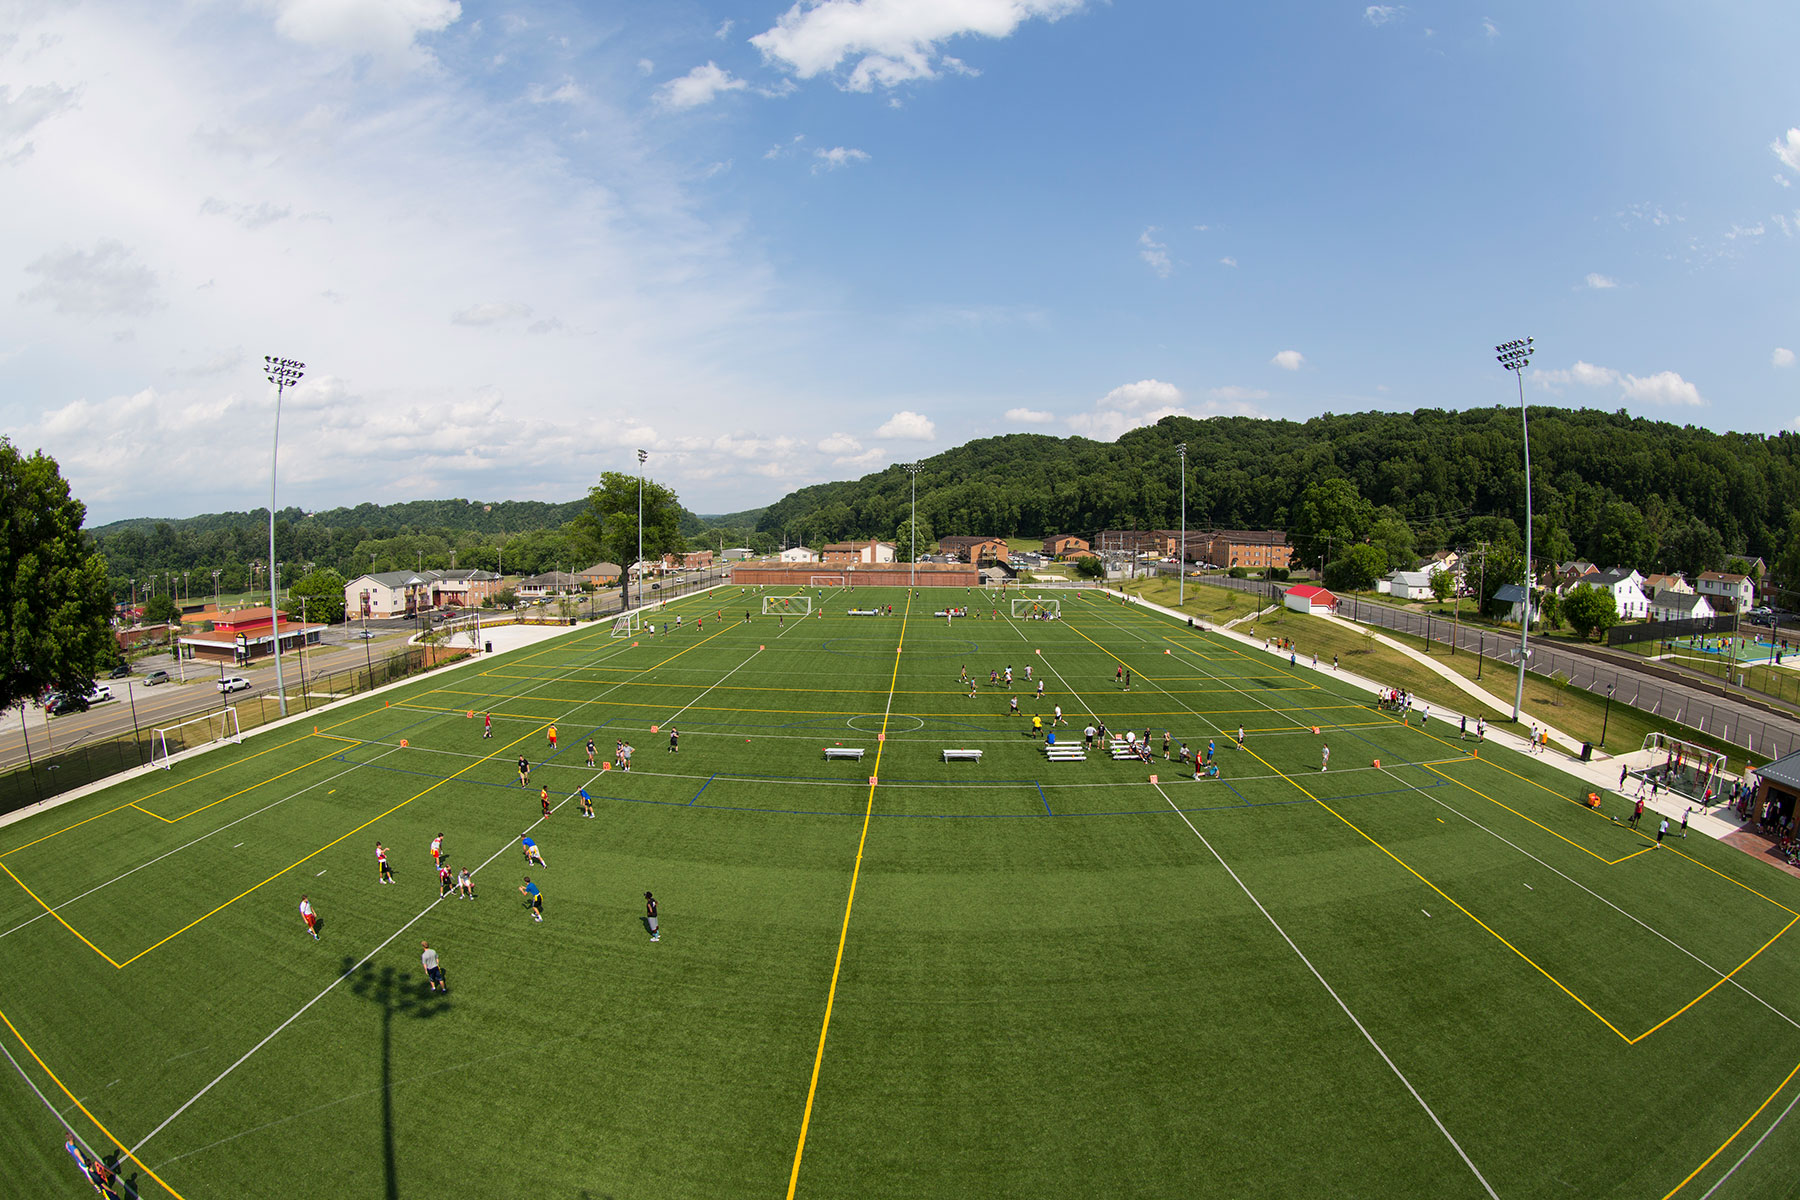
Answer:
176;606;326;664
1283;585;1338;615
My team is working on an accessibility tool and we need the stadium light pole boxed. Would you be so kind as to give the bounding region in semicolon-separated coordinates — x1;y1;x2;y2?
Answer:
636;448;648;610
1176;442;1188;608
1496;337;1534;724
903;463;922;591
264;356;304;718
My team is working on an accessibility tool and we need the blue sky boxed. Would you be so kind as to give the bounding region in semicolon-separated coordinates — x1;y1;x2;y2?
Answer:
1;1;1796;524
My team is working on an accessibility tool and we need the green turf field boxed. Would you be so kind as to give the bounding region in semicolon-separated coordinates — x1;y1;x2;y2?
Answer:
7;583;1800;1198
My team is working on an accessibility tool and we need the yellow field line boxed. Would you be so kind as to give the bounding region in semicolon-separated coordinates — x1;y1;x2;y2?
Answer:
1421;763;1630;865
0;862;125;968
111;722;547;969
1662;1053;1800;1197
1631;914;1800;1044
787;595;911;1199
1311;798;1633;1042
0;1003;189;1198
133;744;356;824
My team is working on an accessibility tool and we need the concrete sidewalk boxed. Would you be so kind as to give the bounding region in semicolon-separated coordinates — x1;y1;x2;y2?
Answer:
1107;587;1749;845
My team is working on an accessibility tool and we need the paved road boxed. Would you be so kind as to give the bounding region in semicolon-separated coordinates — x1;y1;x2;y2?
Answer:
1149;568;1800;760
0;621;424;774
0;567;738;776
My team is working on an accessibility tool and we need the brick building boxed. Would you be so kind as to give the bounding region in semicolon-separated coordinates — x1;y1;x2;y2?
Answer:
936;536;1010;564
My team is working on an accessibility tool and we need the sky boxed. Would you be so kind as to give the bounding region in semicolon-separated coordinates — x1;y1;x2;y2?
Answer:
1;0;1797;525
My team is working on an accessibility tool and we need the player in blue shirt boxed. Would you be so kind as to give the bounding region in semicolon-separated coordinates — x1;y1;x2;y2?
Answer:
519;877;543;922
521;835;545;866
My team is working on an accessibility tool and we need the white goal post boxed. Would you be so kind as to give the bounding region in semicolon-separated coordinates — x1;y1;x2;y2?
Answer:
1011;597;1061;619
610;611;640;638
151;707;242;769
762;595;813;615
808;575;848;589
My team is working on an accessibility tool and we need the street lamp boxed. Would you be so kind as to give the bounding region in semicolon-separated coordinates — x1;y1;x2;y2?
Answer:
211;569;221;612
264;355;304;718
1496;336;1534;723
903;463;922;591
1176;442;1188;607
636;448;648;610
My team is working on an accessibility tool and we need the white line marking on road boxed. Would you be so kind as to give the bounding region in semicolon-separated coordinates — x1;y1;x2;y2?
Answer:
1151;781;1498;1200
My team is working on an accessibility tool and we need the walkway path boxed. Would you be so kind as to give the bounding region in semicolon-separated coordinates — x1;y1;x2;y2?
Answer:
1107;588;1748;846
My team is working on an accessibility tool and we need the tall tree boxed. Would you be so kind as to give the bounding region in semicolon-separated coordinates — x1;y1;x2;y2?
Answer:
289;568;348;624
570;471;686;580
1;440;115;711
1324;543;1387;592
1289;478;1375;569
1561;584;1619;642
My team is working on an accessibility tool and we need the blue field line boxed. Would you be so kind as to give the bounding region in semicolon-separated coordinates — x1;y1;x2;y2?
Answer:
1037;782;1051;815
688;773;717;805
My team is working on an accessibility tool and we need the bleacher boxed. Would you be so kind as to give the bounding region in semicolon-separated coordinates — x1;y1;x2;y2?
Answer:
824;747;865;761
941;748;982;763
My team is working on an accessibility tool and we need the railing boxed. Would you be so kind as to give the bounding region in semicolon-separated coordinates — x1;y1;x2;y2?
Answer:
1;644;468;818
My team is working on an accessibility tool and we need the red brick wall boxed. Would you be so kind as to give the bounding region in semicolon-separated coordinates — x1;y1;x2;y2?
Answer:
729;564;979;588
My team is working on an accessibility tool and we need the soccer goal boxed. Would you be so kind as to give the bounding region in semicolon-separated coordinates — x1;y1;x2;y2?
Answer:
151;707;242;769
762;595;812;615
1010;597;1061;619
809;575;848;589
1638;731;1728;802
610;611;640;638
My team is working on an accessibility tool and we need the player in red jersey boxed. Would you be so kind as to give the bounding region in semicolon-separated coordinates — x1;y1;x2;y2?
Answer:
375;842;394;884
299;895;320;940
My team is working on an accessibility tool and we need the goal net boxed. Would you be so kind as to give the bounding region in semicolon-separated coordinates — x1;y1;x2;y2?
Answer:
1011;597;1061;619
762;595;812;615
809;575;848;589
1636;731;1728;802
610;611;640;638
151;707;242;769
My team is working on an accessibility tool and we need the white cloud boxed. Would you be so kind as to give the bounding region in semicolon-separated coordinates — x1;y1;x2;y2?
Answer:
1778;175;1793;190
1725;221;1765;241
1363;6;1403;26
267;0;461;68
876;410;936;439
21;239;161;317
199;197;295;230
1138;227;1171;277
0;82;79;164
1065;378;1266;442
637;58;655;75
715;19;735;40
765;133;806;159
1531;361;1705;407
1003;407;1055;423
451;301;533;326
526;80;585;105
1582;272;1617;289
750;0;1082;92
1481;17;1499;37
1773;128;1800;174
655;62;748;110
817;432;862;454
1270;349;1305;371
1774;348;1796;368
1219;256;1237;268
812;146;870;171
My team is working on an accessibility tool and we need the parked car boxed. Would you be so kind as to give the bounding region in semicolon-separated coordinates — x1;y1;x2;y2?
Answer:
143;669;172;686
109;663;131;678
354;630;376;640
87;684;112;704
44;692;78;715
217;675;252;694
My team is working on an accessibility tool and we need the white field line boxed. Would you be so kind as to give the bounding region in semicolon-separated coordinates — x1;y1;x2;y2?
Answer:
1150;780;1499;1200
1402;772;1800;1033
128;629;643;1155
149;1029;591;1170
1102;597;1800;1030
0;748;401;942
659;647;765;729
129;777;600;1158
1696;1084;1800;1200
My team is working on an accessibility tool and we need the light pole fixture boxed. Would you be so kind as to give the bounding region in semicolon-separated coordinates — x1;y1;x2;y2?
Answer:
211;569;221;613
903;463;922;591
1601;682;1615;749
636;448;648;610
1176;442;1188;607
264;355;304;718
1496;337;1534;723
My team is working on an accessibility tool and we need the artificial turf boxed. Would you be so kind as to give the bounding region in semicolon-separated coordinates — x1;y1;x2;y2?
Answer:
5;584;1800;1198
